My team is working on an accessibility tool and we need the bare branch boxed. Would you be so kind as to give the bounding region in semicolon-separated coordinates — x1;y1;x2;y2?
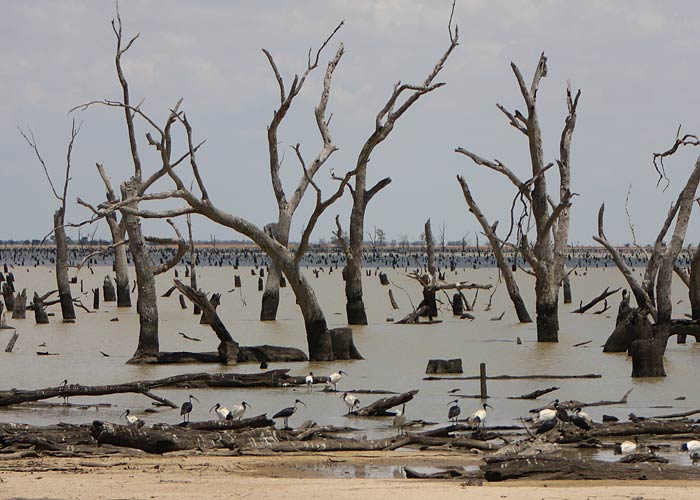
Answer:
149;219;188;275
18;126;61;201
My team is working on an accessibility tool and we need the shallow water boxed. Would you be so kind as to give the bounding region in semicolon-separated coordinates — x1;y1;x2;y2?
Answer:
1;264;698;463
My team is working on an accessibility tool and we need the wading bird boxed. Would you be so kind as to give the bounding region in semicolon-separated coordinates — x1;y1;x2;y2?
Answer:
535;415;558;434
447;399;461;425
469;403;493;430
393;404;407;435
180;394;200;423
120;409;145;428
329;371;348;392
229;401;251;421
571;407;592;430
209;403;231;421
681;439;700;465
305;372;314;392
59;379;69;405
273;399;306;429
341;392;360;414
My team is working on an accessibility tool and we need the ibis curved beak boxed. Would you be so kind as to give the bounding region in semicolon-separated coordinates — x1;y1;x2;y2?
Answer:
119;410;127;418
243;402;251;409
485;404;494;410
191;396;200;404
209;405;217;413
446;400;457;406
298;400;307;407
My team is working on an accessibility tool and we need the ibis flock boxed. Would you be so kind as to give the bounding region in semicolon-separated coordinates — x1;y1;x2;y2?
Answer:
112;376;700;464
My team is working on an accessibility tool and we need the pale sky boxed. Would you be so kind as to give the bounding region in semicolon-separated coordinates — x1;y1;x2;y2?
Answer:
2;0;700;246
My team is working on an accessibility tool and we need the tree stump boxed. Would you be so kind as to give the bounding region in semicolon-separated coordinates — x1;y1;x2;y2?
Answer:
11;289;26;319
103;276;116;302
379;272;389;286
630;338;666;377
426;358;463;374
258;277;263;291
32;292;49;324
93;288;100;310
603;305;649;353
2;283;15;312
452;293;464;316
563;275;572;304
280;276;286;288
234;275;241;288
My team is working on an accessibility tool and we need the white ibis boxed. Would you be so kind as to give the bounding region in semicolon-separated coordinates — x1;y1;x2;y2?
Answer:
534;400;561;424
614;437;639;455
305;372;314;392
681;439;700;464
571;407;592;430
393;404;407;435
447;399;461;425
329;371;348;392
180;394;200;423
273;399;306;429
341;392;360;414
229;401;251;421
120;409;145;428
209;403;231;421
469;403;493;429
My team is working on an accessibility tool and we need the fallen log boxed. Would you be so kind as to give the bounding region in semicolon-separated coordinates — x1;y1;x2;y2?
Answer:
355;390;419;416
572;286;620;314
241;435;410;453
424;374;601;381
508;387;559;400
178;414;274;431
0;370;304;407
482;454;700;481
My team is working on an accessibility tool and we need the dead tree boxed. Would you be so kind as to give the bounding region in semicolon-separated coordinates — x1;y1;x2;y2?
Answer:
96;163;131;307
75;13;189;363
595;133;700;376
457;175;532;322
19;122;79;322
79;13;360;361
456;53;580;342
397;219;490;324
343;6;459;325
260;23;343;321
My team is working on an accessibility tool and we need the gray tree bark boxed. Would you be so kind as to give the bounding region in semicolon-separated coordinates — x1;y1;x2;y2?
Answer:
53;207;75;322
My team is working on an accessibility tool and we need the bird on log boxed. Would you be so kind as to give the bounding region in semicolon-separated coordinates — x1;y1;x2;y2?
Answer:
447;399;461;425
273;399;306;429
180;394;200;423
229;401;251;421
329;371;348;392
209;403;231;421
341;392;360;414
469;403;493;429
120;409;145;428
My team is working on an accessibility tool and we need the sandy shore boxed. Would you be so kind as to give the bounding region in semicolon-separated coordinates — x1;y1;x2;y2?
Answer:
2;453;700;499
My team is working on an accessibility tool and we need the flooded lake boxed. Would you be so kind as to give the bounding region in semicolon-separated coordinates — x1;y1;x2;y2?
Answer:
1;262;699;465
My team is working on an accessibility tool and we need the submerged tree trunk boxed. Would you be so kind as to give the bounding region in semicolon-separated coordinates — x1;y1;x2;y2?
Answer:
346;195;368;325
535;272;559;342
53;208;76;322
261;221;289;321
123;182;159;363
689;245;700;320
106;214;131;307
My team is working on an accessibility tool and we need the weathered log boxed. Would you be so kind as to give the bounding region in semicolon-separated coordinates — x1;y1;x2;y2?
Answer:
4;331;19;352
588;420;700;437
103;276;116;302
178;294;186;309
90;421;227;453
241;435;410;454
426;359;463;374
355;390;419;416
508;386;559;400
424;373;601;381
572;286;620;314
388;289;399;309
32;292;50;325
178;414;273;431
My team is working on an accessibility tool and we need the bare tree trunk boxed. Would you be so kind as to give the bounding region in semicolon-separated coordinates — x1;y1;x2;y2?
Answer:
690;246;700;319
457;176;532;323
261;220;289;321
535;276;559;342
122;182;159;362
53;208;75;322
106;215;131;307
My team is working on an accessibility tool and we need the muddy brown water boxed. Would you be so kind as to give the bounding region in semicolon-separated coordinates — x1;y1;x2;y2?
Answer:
1;265;699;466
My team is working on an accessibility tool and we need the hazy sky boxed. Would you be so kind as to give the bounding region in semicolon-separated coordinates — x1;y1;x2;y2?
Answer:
2;0;700;245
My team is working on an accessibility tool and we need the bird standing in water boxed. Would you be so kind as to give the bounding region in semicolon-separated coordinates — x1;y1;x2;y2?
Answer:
341;392;360;414
180;394;200;423
393;404;407;435
273;399;306;429
447;399;461;425
329;371;348;392
469;403;493;430
305;372;314;392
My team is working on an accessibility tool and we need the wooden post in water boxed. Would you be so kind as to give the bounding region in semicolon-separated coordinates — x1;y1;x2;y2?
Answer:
93;289;100;310
480;363;488;399
5;331;18;352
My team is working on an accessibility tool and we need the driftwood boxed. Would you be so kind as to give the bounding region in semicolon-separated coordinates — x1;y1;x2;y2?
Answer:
508;387;559;400
355;390;419;416
0;370;312;408
4;331;19;353
572;286;620;313
425;373;601;381
482;454;700;481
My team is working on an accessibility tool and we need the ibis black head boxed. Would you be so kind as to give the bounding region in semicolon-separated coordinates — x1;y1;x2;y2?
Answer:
340;392;348;399
573;407;582;413
294;399;307;407
339;370;348;376
60;379;68;386
483;403;494;410
120;409;130;418
242;401;251;409
548;399;560;406
189;394;200;404
309;371;314;376
447;399;459;406
209;403;220;413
